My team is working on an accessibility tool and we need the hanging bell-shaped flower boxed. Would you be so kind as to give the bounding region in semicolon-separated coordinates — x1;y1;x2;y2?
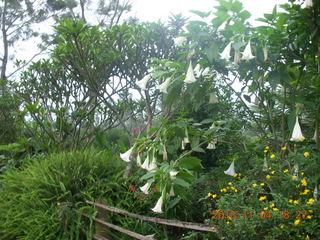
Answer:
263;46;268;62
181;140;186;150
141;155;150;170
169;171;179;179
173;36;187;46
293;163;299;177
220;42;232;60
162;144;168;161
137;154;142;167
202;67;210;76
242;41;255;60
224;160;236;176
313;185;318;201
151;194;164;213
233;50;241;65
157;77;172;94
194;64;201;77
290;116;305;142
303;0;313;8
120;146;134;162
140;182;151;194
184;62;197;83
207;139;217;150
312;128;317;141
168;186;175;197
209;92;219;104
136;74;152;90
263;158;268;171
147;160;157;171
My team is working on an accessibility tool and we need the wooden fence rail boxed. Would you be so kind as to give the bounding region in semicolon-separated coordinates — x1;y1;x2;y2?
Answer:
78;200;216;240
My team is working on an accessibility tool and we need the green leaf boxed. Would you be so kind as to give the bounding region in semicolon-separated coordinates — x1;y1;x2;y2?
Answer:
192;146;205;153
167;196;181;209
189;10;211;18
173;178;190;187
178;156;203;171
205;42;219;62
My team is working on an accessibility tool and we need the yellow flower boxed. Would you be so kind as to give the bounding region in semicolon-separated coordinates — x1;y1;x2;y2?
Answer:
211;226;216;230
259;196;267;201
268;167;272;170
228;182;233;185
269;203;275;208
289;199;293;203
270;154;276;159
252;183;257;188
281;146;287;150
264;207;268;210
304;152;310;157
57;202;61;206
294;219;300;226
260;183;265;186
300;172;304;176
208;193;212;197
212;194;217;198
306;215;312;219
308;210;313;213
300;189;310;195
280;225;285;229
301;178;307;187
273;208;279;211
234;189;238;192
226;221;230;225
307;198;315;205
266;175;271;180
265;146;270;150
293;200;299;205
306;235;310;240
271;171;275;174
233;173;238;177
283;169;289;173
292;176;298;181
264;149;268;153
231;186;235;190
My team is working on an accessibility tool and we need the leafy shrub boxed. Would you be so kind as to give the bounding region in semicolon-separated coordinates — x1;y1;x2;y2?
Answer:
203;146;320;240
0;149;127;240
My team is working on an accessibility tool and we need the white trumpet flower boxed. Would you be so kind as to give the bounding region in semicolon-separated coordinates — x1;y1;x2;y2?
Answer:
169;171;179;179
120;146;134;162
263;46;268;62
202;67;210;76
140;182;151;194
314;185;318;201
137;154;142;167
263;158;268;171
207;139;217;150
173;36;187;46
233;50;241;65
169;186;175;197
157;77;172;94
220;42;232;60
147;160;157;171
312;129;317;141
184;62;196;83
181;140;186;150
136;74;152;90
209;92;218;104
293;163;299;177
141;155;150;170
162;144;168;161
303;0;313;8
194;64;201;77
224;160;236;176
290;117;305;142
151;194;163;213
242;41;255;60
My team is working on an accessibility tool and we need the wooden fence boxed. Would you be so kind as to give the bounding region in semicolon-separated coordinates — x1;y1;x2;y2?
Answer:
77;200;216;240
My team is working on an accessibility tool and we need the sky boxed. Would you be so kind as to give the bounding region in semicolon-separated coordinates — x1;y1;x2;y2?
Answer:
130;0;288;23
